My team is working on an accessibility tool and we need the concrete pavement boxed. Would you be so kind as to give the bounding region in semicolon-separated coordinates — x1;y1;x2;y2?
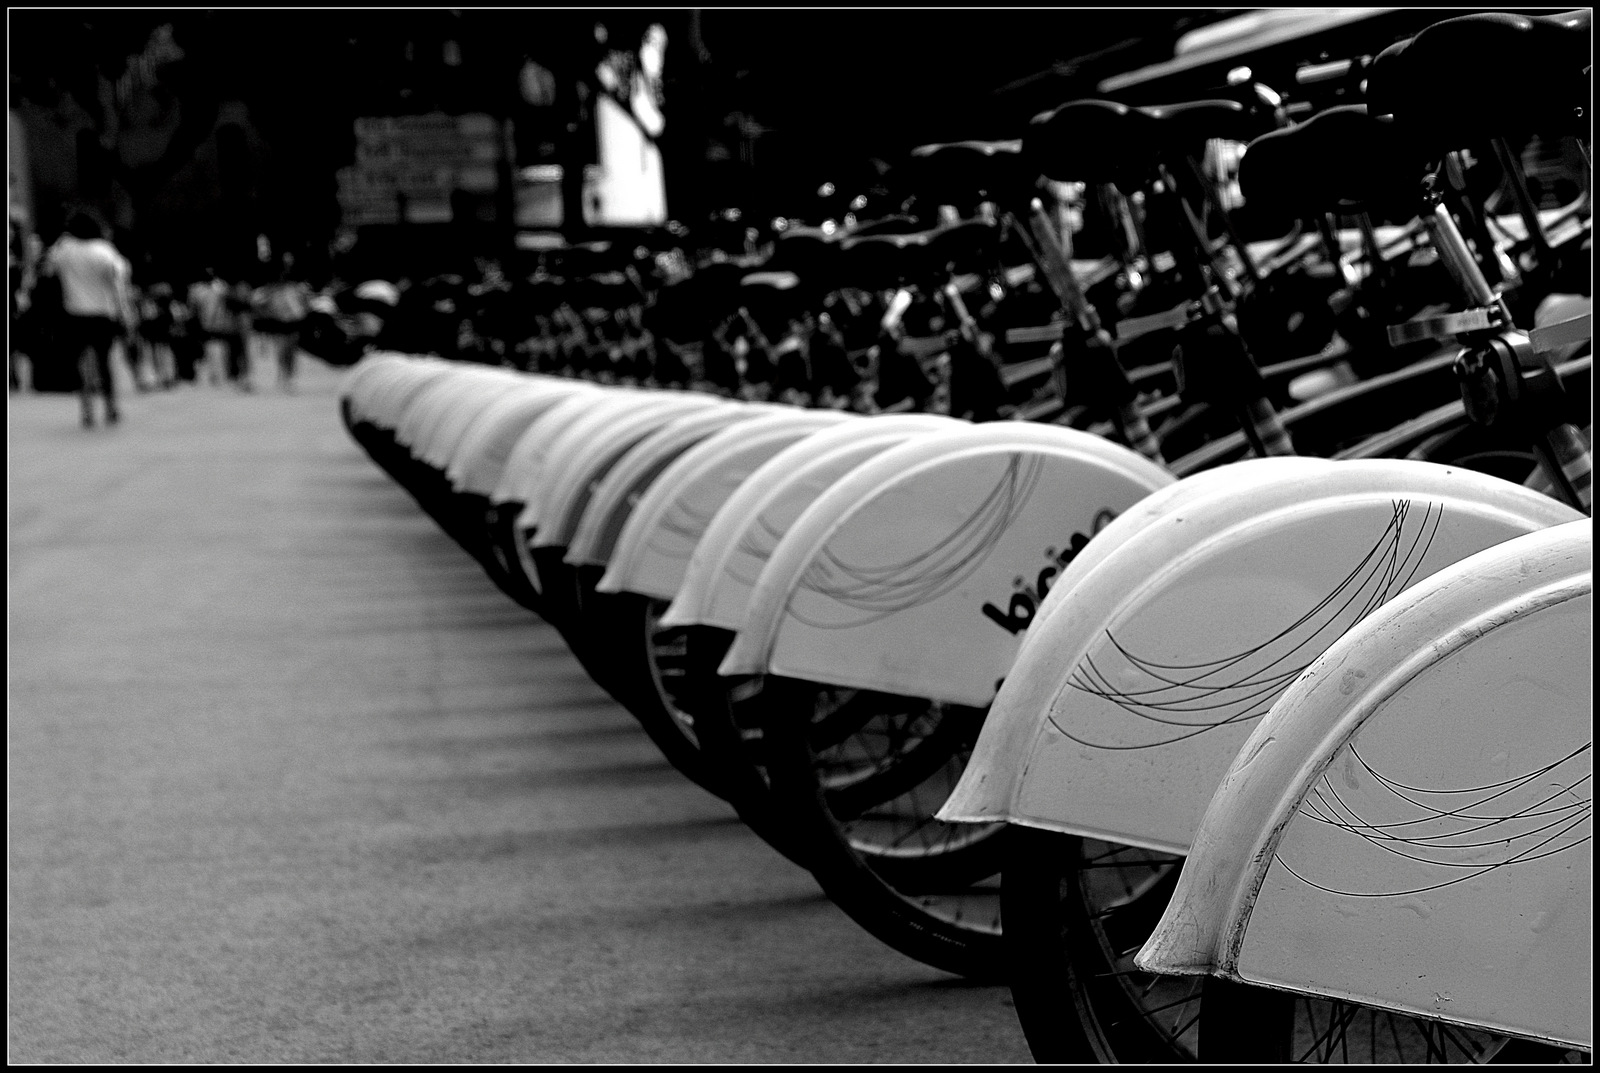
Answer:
7;358;1033;1063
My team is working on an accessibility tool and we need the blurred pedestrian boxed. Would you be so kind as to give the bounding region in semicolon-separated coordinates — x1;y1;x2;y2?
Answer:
168;277;202;384
9;213;34;393
137;281;179;389
252;255;310;391
41;211;134;427
189;268;247;389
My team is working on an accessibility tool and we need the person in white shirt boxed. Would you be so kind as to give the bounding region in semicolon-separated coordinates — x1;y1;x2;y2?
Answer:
42;212;134;427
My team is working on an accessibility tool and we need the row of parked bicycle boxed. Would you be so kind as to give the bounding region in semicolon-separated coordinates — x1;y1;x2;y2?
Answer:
339;10;1590;1063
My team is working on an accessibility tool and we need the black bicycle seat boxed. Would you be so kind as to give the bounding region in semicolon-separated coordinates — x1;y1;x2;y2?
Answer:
927;217;1000;274
838;230;937;290
1239;105;1418;219
1027;99;1144;184
767;227;840;275
741;271;808;329
1367;11;1590;147
570;271;639;311
905;139;1030;205
739;270;802;295
1136;98;1264;149
847;214;926;237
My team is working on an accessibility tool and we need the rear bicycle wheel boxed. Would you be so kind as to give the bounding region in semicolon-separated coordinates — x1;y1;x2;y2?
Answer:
759;676;1010;980
1201;977;1589;1063
1002;826;1200;1062
577;591;730;799
1003;827;1588;1064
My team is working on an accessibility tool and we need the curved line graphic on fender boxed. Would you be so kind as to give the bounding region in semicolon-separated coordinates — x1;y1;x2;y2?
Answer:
787;453;1045;630
1274;739;1592;898
1052;499;1447;751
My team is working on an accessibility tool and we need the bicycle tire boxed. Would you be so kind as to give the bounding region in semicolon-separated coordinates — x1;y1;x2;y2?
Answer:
1200;976;1588;1064
576;589;730;799
1002;825;1200;1062
482;502;544;615
1004;827;1590;1064
758;676;1010;981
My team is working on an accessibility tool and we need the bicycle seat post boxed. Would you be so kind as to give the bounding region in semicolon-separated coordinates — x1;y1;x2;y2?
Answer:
1024;196;1163;463
1419;170;1512;325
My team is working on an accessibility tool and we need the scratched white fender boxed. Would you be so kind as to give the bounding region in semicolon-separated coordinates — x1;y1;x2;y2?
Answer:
932;458;1341;798
718;423;1174;705
937;461;1584;856
529;394;743;552
1023;457;1339;637
595;409;856;601
660;413;965;631
1136;520;1592;1050
565;402;768;568
446;380;594;495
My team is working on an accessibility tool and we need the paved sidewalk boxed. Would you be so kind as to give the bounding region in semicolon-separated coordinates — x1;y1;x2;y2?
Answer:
7;361;1032;1064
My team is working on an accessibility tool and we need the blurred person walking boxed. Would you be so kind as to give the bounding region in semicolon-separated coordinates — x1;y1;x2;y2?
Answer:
41;212;135;427
189;268;248;389
10;213;36;393
168;281;202;384
252;256;310;391
136;281;179;389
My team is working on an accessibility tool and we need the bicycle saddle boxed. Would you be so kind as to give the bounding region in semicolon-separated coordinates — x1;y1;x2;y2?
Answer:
837;230;937;290
905;139;1029;205
1027;99;1142;184
1239;105;1417;219
927;217;1000;274
1029;98;1259;185
570;271;640;311
847;214;926;237
766;227;839;275
1367;11;1590;146
739;270;802;295
1137;98;1264;149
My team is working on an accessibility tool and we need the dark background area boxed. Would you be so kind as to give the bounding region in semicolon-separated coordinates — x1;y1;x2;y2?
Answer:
12;8;1492;285
10;10;1243;281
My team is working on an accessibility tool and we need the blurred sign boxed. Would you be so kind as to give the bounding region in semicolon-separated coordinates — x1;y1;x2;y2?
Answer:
337;112;508;226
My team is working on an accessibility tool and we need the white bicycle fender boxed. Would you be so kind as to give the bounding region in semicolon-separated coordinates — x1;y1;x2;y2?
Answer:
529;393;736;551
490;387;607;507
399;368;500;457
1136;520;1592;1050
447;381;593;495
565;402;765;568
376;359;457;434
660;414;965;630
595;409;855;600
718;423;1174;705
341;352;410;418
937;461;1583;855
497;389;646;517
422;368;532;469
352;354;436;427
1025;457;1339;637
